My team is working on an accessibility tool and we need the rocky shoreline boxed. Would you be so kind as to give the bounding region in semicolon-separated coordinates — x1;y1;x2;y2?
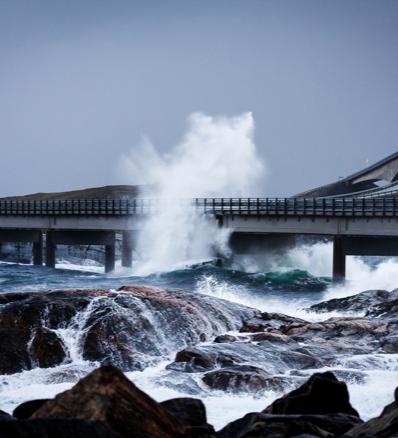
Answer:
1;285;398;436
0;364;397;437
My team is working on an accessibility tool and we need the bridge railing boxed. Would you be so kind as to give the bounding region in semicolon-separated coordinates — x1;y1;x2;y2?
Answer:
194;197;398;217
0;199;153;216
0;197;397;217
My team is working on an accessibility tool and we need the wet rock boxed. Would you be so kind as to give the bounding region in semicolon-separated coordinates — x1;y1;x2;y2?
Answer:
32;365;187;437
13;399;50;420
213;334;237;343
240;312;308;333
0;286;256;374
0;328;32;374
264;371;359;417
218;412;362;438
161;397;207;426
0;410;15;422
380;334;398;353
170;339;322;378
0;290;90;330
217;412;332;438
249;331;293;343
30;328;66;368
0;419;120;437
310;289;392;314
203;365;271;392
168;347;234;372
161;397;215;436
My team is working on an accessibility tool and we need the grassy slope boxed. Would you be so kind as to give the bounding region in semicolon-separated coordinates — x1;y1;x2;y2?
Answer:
0;185;154;200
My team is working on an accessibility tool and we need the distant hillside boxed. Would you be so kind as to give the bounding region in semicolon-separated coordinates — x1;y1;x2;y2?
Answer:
0;185;155;201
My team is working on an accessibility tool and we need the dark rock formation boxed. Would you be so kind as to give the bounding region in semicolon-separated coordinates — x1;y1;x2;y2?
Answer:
31;365;187;438
213;334;237;343
30;328;66;368
264;372;359;417
310;288;398;319
0;286;256;374
0;410;15;422
0;419;120;437
161;398;215;436
168;347;234;373
217;412;362;437
202;365;273;392
13;399;50;420
240;312;307;333
0;328;32;374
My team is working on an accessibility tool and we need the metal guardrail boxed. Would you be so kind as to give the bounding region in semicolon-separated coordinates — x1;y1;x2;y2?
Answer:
0;198;398;217
195;197;398;217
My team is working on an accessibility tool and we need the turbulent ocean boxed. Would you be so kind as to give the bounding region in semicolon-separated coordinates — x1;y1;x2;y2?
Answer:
1;246;398;430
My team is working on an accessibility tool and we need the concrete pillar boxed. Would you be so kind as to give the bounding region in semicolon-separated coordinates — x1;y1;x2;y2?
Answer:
333;235;346;282
105;232;116;273
33;232;43;266
45;230;56;268
121;231;133;268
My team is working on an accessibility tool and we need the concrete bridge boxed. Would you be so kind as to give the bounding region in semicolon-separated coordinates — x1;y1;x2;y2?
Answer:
0;196;398;280
1;152;398;279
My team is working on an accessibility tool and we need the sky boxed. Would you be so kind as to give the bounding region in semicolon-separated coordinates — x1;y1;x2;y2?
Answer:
0;0;397;197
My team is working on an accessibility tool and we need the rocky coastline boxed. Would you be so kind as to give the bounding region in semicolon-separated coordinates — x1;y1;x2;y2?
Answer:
1;285;398;436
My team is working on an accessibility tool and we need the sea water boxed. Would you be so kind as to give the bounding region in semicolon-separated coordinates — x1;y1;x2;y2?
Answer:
0;246;398;429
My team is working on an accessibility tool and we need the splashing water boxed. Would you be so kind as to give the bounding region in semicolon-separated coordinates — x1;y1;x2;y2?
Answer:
119;112;264;275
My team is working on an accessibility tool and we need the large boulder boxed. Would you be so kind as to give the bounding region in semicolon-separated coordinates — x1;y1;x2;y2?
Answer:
0;328;32;374
161;398;215;436
202;365;273;392
13;400;50;420
31;365;187;437
0;419;120;438
217;412;362;438
0;286;256;374
0;410;15;422
264;371;359;417
30;328;66;368
240;312;307;333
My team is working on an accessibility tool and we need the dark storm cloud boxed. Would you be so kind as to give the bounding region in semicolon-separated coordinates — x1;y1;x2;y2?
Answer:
0;0;397;196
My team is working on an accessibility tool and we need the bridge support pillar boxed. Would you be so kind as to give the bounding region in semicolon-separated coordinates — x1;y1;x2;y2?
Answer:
45;230;56;268
105;232;116;273
332;236;346;282
121;231;133;268
33;232;43;266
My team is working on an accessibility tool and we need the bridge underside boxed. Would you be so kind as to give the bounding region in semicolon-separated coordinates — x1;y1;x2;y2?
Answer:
229;232;398;281
0;229;136;273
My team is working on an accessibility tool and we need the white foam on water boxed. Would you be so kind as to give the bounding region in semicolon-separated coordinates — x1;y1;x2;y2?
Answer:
278;241;398;300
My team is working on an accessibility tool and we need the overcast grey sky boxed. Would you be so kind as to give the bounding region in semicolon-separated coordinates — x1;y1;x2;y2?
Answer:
0;0;397;196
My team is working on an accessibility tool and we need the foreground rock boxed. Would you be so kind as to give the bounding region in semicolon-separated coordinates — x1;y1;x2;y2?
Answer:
13;400;50;420
161;398;215;436
8;366;398;437
0;419;120;438
31;365;187;437
217;412;362;437
0;286;255;374
264;371;359;417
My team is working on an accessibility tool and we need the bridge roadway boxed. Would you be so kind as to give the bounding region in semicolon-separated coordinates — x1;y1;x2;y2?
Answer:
0;197;398;279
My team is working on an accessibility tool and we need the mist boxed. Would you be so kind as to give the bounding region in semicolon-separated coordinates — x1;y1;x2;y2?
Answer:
119;112;263;274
